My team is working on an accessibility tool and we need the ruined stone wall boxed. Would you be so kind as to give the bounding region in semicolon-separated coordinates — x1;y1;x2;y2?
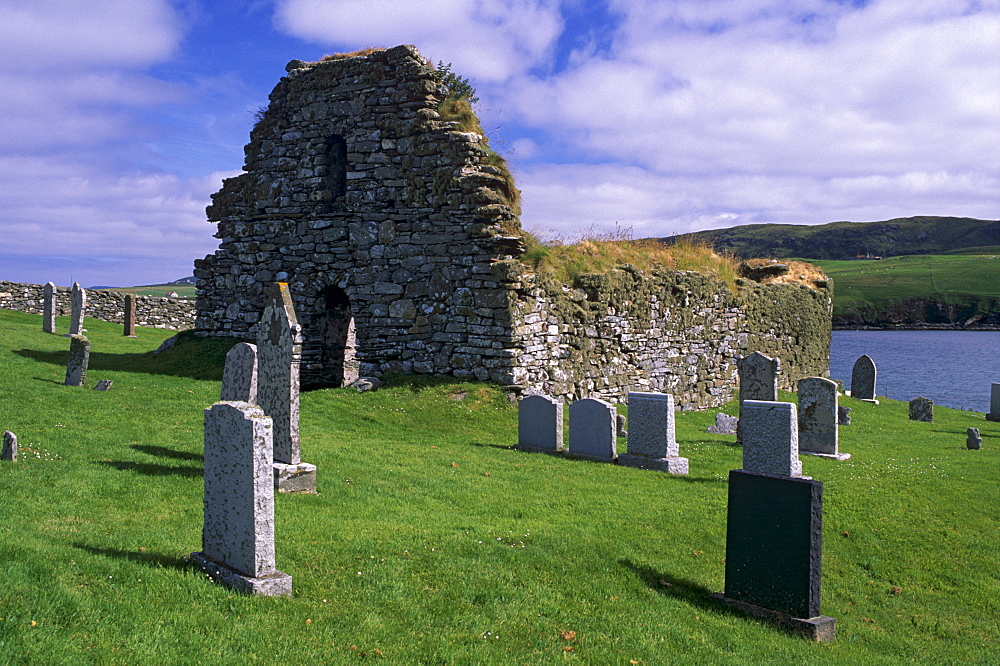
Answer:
0;280;195;330
194;44;832;405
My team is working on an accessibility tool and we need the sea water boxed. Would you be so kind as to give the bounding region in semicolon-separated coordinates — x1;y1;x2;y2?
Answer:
829;330;1000;413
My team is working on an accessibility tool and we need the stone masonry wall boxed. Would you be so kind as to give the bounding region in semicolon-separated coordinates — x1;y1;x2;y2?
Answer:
194;44;832;406
0;280;195;331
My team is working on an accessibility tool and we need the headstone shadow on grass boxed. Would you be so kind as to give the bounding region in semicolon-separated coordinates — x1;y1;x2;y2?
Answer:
97;459;203;478
73;543;193;572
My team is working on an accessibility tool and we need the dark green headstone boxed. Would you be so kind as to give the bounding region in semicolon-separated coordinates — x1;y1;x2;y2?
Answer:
724;470;823;618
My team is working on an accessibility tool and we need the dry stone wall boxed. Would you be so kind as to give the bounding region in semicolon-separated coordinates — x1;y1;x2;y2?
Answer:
0;280;194;331
194;44;833;407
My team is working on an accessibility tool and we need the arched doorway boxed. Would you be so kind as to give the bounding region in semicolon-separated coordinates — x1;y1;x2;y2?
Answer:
316;285;358;387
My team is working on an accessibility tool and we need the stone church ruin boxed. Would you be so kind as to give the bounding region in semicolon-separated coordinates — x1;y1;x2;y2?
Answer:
195;45;832;408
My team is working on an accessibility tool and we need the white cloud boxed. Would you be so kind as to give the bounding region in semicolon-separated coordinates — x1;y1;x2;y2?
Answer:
273;0;564;81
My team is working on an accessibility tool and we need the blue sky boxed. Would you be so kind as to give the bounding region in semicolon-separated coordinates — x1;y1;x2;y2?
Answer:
1;0;997;287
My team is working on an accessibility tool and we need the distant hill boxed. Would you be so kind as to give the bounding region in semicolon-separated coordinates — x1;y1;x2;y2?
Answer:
662;216;1000;260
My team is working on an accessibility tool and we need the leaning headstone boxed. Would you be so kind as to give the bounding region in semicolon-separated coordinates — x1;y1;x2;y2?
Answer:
713;470;835;641
987;383;1000;422
190;401;292;596
707;412;739;435
567;398;617;462
64;334;90;387
736;352;780;445
1;431;16;462
618;392;688;474
257;282;315;492
123;293;137;337
966;427;982;450
908;397;934;423
221;343;259;403
741;400;803;478
837;406;852;426
69;282;86;336
43;282;57;333
798;377;849;460
516;395;563;453
93;380;113;391
850;354;877;402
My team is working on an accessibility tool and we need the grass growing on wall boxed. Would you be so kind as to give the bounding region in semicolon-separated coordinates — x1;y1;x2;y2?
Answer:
1;307;997;662
521;226;742;293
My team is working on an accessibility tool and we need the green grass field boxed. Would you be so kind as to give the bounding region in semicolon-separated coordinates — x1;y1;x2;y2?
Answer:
113;284;197;300
804;253;1000;321
1;309;997;663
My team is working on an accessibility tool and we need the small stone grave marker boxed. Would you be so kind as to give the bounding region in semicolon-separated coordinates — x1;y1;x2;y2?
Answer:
850;355;877;402
93;380;113;391
221;342;259;403
43;282;56;333
64;334;90;387
837;406;852;425
966;427;982;450
908;396;933;422
69;282;86;336
2;431;16;462
567;398;617;462
516;394;563;453
191;401;291;596
741;400;803;478
737;352;780;445
798;377;849;460
707;412;739;435
619;392;688;474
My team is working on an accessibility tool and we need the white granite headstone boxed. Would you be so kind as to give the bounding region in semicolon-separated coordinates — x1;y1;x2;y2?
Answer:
741;400;803;478
567;398;617;462
43;282;56;333
69;282;86;336
517;394;563;452
798;377;848;459
221;342;259;403
737;352;780;445
619;392;688;474
987;383;1000;422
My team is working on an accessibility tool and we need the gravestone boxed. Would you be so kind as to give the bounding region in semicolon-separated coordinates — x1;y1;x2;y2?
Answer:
516;395;563;453
93;380;113;391
908;397;934;422
707;412;739;435
221;343;259;403
123;293;137;337
741;400;803;478
715;469;835;641
43;282;56;333
69;282;86;336
257;282;315;492
1;431;16;462
567;398;617;462
966;427;982;450
850;355;877;402
736;352;780;445
190;401;292;596
798;377;849;460
618;392;688;474
837;406;852;426
64;334;90;387
987;383;1000;422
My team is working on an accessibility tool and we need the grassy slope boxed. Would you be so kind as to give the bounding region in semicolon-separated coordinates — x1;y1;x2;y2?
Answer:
0;309;997;663
805;253;1000;320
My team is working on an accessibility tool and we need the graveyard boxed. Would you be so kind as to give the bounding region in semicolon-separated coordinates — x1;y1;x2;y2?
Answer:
0;308;997;662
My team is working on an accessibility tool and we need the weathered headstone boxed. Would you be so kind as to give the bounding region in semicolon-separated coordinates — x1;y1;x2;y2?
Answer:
1;431;16;462
190;401;292;596
69;282;86;336
798;377;849;460
837;406;852;426
850;354;877;402
567;398;617;462
257;282;315;492
516;394;563;453
966;427;982;450
618;392;688;474
736;352;780;445
741;400;803;478
221;343;259;403
43;282;57;333
123;293;137;337
987;383;1000;422
707;412;739;435
93;380;113;391
64;334;90;387
908;396;934;422
715;470;835;641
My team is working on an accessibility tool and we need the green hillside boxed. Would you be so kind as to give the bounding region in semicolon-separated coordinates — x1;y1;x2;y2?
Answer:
807;253;1000;327
114;284;197;300
664;216;1000;260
